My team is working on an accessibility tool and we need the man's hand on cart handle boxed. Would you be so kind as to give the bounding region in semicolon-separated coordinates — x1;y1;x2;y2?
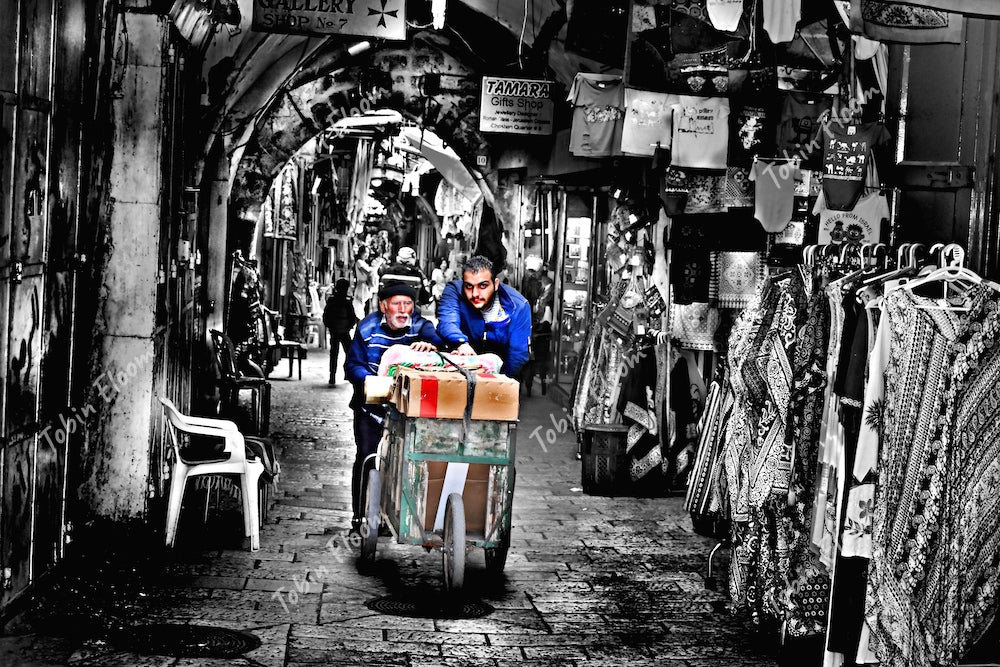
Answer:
454;343;476;356
409;341;437;352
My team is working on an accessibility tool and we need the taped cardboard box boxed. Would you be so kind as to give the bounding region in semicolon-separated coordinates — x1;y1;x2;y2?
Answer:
392;367;519;421
424;461;489;533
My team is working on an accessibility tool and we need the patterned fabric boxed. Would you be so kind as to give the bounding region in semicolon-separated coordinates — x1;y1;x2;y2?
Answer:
862;287;985;667
686;378;733;518
724;167;754;208
852;0;964;43
672;301;721;351
781;288;832;637
712;251;763;309
928;290;1000;664
722;272;812;626
686;173;728;213
671;249;713;305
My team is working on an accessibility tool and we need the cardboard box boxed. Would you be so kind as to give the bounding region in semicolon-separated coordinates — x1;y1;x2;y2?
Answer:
393;368;519;421
424;461;490;533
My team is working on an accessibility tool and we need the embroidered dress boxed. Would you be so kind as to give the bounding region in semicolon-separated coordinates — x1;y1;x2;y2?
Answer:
920;289;1000;665
862;288;975;667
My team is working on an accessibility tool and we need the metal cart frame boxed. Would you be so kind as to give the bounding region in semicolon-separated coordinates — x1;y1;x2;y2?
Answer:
358;405;517;591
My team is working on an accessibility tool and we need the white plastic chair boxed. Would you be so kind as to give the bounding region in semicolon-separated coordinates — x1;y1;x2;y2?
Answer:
158;397;264;551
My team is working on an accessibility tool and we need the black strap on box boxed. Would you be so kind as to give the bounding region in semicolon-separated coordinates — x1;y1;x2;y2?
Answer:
437;352;476;443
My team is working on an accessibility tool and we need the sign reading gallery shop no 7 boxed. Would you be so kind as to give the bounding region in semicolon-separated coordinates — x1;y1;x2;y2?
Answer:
479;77;554;136
252;0;405;39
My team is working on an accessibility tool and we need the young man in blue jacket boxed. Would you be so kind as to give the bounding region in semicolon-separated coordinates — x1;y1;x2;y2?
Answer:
345;280;442;533
437;255;532;378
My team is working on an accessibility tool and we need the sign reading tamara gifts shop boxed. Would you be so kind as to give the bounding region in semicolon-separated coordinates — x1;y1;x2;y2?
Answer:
479;76;554;136
252;0;405;39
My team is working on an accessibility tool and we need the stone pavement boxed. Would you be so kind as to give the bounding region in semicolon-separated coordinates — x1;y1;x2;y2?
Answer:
3;348;779;666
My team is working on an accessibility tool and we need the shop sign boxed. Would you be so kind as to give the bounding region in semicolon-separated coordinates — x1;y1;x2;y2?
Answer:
479;77;554;136
252;0;406;40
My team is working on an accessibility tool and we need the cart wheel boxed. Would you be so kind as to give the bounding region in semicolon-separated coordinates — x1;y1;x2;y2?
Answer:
484;528;509;578
359;468;380;571
442;493;465;591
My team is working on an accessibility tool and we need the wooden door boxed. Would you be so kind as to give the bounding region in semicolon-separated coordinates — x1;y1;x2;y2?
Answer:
888;19;1000;277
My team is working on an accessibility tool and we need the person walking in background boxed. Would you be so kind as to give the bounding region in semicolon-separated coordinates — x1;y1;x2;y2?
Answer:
323;279;358;386
352;246;374;320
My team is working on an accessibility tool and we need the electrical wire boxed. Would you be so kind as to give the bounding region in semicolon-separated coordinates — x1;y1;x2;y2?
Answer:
518;0;528;70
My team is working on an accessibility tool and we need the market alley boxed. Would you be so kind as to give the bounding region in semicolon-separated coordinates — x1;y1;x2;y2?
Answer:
4;348;776;667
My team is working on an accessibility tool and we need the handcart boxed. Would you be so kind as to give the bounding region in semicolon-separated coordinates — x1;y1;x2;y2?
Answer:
358;404;517;591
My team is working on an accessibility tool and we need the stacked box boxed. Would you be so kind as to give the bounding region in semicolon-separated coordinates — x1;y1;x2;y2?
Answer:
391;367;519;421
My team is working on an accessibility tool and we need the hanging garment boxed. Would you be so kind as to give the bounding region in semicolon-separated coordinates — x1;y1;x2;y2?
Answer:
670;249;713;305
711;251;763;309
729;102;773;167
685;173;728;213
671;300;721;351
859;288;979;667
686;376;734;522
568;73;625;157
763;0;802;44
850;0;964;44
671;96;730;169
618;343;666;490
777;92;834;169
707;0;744;31
724;167;754;208
621;89;677;156
750;159;799;232
815;190;889;244
822;121;891;211
923;289;1000;665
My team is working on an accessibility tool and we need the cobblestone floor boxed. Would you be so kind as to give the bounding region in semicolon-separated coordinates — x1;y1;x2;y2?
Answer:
3;348;779;666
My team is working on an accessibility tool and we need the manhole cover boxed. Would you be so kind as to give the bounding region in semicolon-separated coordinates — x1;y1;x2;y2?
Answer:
113;624;261;658
366;595;494;619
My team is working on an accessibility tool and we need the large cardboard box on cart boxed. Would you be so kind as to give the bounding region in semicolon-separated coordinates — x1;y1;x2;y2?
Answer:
391;367;519;422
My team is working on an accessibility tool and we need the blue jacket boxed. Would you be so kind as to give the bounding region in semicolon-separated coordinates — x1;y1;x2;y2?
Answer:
437;280;532;377
346;311;443;409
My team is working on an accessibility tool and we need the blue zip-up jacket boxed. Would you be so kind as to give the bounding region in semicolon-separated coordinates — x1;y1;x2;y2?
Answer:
437;280;532;377
346;311;443;409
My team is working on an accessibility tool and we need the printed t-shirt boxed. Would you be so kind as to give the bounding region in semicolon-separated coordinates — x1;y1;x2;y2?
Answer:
814;190;888;244
621;89;677;156
777;93;833;169
569;73;625;157
750;159;800;233
671;96;730;169
822;121;890;211
729;102;772;166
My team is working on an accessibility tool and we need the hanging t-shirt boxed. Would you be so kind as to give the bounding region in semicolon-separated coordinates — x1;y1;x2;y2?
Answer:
729;102;772;167
814;190;888;244
822;121;890;211
763;0;801;44
750;159;799;233
671;96;730;169
621;89;677;156
568;73;625;157
707;0;744;32
777;93;833;169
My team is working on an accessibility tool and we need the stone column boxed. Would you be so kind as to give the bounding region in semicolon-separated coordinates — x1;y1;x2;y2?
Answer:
78;13;165;520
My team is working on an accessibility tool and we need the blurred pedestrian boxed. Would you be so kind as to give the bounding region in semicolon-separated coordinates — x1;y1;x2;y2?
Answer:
323;279;357;385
